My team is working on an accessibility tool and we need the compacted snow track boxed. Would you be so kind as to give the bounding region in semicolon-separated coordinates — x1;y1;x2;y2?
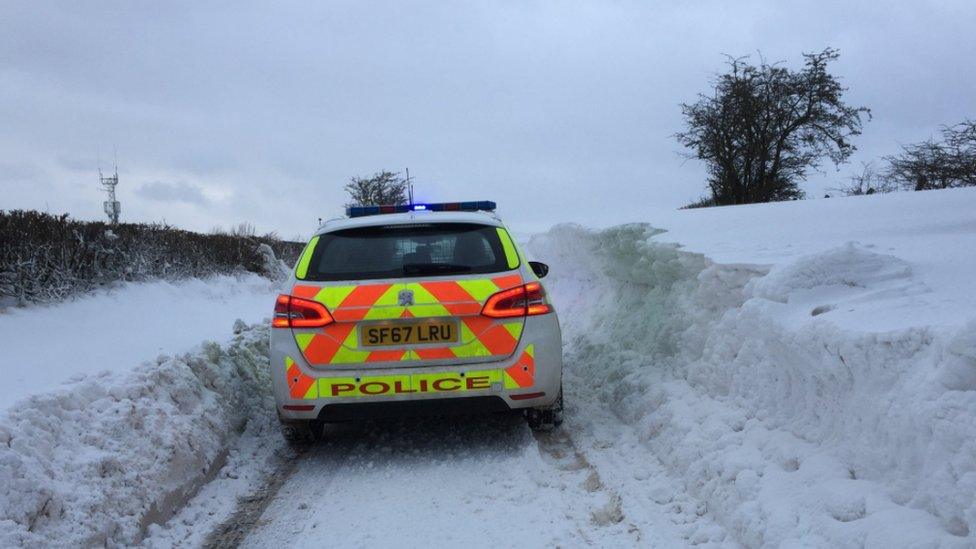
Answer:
238;415;643;547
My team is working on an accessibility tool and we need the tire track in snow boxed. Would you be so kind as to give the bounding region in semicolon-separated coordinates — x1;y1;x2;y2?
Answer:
239;414;641;547
201;446;312;549
532;429;637;543
557;368;736;547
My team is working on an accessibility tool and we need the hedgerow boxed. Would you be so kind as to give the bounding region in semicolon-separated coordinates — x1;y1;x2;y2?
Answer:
0;210;304;305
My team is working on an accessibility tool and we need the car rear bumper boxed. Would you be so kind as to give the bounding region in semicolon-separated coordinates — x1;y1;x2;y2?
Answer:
271;314;562;421
311;395;513;422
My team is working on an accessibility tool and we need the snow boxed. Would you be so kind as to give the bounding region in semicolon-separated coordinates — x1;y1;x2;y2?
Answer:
527;187;976;547
242;418;641;548
1;187;974;547
0;323;283;547
0;272;284;546
0;273;279;410
650;188;976;331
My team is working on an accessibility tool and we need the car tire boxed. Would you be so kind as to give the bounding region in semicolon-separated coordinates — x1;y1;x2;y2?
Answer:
280;419;323;446
526;386;564;431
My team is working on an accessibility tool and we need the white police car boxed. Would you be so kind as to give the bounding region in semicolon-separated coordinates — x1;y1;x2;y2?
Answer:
270;201;563;442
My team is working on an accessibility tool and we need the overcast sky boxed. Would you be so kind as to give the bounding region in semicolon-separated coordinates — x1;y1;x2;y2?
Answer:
2;1;974;239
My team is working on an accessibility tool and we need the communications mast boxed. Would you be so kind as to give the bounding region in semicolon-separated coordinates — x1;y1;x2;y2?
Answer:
100;164;121;225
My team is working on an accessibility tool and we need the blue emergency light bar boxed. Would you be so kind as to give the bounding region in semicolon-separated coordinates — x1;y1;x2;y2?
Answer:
346;201;497;218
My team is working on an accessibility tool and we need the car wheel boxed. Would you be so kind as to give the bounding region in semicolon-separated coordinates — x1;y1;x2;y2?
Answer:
280;419;323;446
526;386;564;431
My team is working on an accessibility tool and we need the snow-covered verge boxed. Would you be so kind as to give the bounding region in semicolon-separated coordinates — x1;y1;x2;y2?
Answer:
528;190;976;547
0;272;280;410
0;323;282;547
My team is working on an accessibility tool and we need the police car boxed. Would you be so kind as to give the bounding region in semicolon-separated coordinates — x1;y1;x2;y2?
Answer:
270;201;563;443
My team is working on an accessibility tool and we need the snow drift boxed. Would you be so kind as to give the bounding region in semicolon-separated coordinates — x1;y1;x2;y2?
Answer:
529;222;975;547
0;323;280;547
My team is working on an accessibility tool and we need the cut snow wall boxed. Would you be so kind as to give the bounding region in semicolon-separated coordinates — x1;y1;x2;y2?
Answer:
528;223;976;547
0;324;278;547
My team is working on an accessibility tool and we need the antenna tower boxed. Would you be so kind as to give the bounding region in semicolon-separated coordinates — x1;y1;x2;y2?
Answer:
99;152;121;224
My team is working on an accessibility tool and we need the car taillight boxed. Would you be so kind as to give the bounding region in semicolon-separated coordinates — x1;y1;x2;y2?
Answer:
272;294;334;328
481;282;551;318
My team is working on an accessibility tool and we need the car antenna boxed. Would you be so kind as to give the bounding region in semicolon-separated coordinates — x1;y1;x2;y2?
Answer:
405;167;414;205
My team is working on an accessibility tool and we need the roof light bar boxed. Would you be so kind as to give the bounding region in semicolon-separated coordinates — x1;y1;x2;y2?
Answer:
346;201;496;218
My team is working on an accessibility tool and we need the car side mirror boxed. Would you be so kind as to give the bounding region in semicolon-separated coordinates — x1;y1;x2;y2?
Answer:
528;261;549;279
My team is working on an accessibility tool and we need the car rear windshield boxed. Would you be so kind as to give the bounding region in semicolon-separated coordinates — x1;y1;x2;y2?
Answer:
303;223;515;281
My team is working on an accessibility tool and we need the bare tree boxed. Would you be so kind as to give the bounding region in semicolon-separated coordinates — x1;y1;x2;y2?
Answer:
344;171;408;207
829;162;897;196
885;119;976;191
230;222;256;237
675;48;870;206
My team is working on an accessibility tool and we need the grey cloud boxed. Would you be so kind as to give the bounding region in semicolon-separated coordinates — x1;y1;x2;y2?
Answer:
0;1;974;236
57;155;99;172
135;181;210;206
171;150;235;176
0;161;47;185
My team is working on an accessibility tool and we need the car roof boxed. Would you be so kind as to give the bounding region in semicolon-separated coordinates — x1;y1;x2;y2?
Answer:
316;210;504;235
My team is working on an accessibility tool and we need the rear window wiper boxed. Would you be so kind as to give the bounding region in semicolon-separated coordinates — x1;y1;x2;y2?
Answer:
402;263;473;276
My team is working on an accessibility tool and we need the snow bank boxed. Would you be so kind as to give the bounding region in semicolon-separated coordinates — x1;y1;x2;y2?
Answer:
528;218;975;546
0;323;280;547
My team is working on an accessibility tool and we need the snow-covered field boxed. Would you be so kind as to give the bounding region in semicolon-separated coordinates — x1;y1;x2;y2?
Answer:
0;273;279;410
1;188;974;547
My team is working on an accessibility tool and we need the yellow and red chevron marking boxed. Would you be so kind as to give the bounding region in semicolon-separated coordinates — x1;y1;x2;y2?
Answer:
285;356;318;399
289;274;525;366
293;317;524;365
504;344;535;389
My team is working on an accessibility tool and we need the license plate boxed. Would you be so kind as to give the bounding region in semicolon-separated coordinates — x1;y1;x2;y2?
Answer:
361;320;459;347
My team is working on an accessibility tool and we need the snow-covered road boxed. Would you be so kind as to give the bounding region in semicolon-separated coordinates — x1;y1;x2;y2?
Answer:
240;416;638;547
2;188;975;547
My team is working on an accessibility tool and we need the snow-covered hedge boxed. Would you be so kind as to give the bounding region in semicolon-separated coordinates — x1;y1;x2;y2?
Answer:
0;210;303;305
0;323;279;547
530;224;975;547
